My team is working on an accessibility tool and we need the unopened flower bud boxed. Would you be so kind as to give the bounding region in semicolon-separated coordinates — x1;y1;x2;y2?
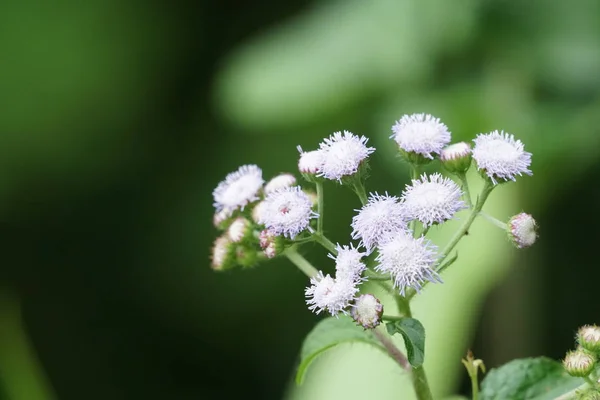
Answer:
563;350;596;377
351;294;383;329
507;213;538;249
259;229;285;258
251;201;265;224
265;173;297;195
264;242;277;259
211;235;236;271
304;190;318;208
578;325;600;353
440;142;472;174
227;217;252;243
297;146;324;176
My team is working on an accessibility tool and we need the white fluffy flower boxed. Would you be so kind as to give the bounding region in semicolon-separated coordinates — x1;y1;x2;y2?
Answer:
440;142;471;162
297;146;325;174
351;193;408;253
317;131;375;181
328;244;366;282
351;294;383;329
508;213;537;249
390;113;451;159
375;232;441;295
213;165;264;215
305;271;359;316
265;173;296;194
401;173;466;227
259;186;317;239
472;130;532;184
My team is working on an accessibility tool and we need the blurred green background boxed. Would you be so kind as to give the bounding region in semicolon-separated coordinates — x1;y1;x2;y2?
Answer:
1;0;600;399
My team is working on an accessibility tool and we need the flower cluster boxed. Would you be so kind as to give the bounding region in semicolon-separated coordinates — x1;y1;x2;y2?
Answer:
210;113;536;329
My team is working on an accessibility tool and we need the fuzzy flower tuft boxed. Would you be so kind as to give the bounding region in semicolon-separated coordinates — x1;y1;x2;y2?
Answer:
375;232;441;295
305;271;359;316
351;193;409;253
317;131;375;181
227;217;251;243
328;243;367;282
351;294;383;329
390;113;451;159
472;131;532;184
401;173;466;227
297;146;325;175
265;173;296;194
211;235;235;271
508;213;538;249
213;165;264;215
259;186;317;239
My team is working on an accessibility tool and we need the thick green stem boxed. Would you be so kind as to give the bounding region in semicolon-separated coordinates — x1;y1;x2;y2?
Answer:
438;180;494;266
284;248;319;278
316;181;324;234
458;173;473;208
412;366;434;400
0;290;55;400
409;166;421;234
313;233;337;254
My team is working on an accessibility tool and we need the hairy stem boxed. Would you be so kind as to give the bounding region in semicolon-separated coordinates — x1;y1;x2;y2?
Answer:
312;233;337;254
352;182;368;205
458;173;473;208
373;328;411;372
316;181;324;233
438;180;494;266
284;248;319;278
478;211;506;230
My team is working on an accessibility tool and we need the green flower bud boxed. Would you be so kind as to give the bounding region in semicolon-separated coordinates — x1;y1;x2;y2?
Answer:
578;325;600;354
563;350;596;377
440;142;472;174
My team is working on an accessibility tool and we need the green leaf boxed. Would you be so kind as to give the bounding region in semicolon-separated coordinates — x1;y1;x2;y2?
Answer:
480;357;584;400
385;317;426;367
296;316;386;384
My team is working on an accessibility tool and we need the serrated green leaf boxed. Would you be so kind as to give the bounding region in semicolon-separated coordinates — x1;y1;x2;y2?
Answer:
296;316;386;385
480;357;584;400
385;317;425;367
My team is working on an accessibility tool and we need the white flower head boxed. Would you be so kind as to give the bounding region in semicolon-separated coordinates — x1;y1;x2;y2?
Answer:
472;130;532;185
508;213;537;249
328;243;367;282
297;146;325;174
351;193;409;253
305;271;359;316
265;173;297;195
317;131;375;182
213;165;264;215
351;294;383;329
375;232;441;295
390;113;451;159
401;173;466;227
259;186;318;239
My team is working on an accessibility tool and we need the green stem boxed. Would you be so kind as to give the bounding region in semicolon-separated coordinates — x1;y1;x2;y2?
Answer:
0;289;55;400
410;166;421;234
312;233;337;254
284;248;319;278
458;173;473;208
316;181;324;234
382;314;403;322
438;180;495;266
372;328;411;371
470;371;480;400
478;211;506;230
352;181;368;205
395;294;433;400
584;376;596;386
